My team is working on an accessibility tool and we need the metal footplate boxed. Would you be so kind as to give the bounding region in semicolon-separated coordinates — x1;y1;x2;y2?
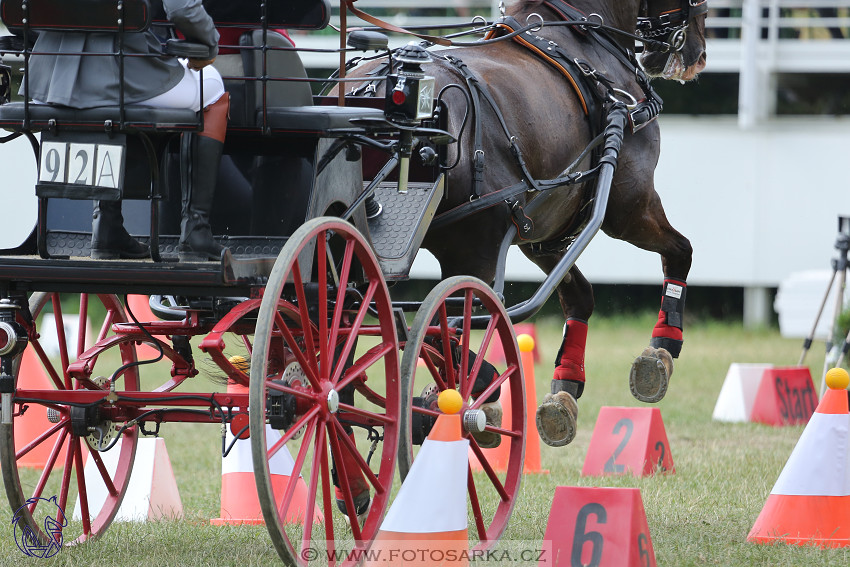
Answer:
45;231;288;261
367;174;444;280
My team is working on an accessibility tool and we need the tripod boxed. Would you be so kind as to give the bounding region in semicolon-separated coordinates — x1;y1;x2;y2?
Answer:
798;216;850;397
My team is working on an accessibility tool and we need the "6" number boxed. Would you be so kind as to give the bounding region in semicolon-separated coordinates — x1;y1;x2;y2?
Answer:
571;502;606;567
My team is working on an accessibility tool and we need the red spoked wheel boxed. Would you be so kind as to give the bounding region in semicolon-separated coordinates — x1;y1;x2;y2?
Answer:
398;276;524;550
250;217;400;566
0;292;139;546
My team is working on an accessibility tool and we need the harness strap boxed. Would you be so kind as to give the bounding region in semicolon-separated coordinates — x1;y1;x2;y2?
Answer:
493;18;599;117
343;0;451;46
431;168;590;231
442;54;543;201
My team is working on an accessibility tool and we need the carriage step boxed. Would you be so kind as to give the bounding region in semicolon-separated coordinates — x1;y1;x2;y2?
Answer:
45;231;288;261
367;175;444;280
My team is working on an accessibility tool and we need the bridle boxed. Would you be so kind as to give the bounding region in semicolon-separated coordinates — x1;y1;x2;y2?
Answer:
636;0;708;53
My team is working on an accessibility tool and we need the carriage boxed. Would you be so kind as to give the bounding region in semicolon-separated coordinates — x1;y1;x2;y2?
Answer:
0;0;704;564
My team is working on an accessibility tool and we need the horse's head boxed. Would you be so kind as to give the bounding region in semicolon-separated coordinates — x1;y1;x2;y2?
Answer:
637;0;707;81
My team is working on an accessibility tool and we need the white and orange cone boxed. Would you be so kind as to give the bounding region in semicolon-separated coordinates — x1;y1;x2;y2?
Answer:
748;367;850;547
211;378;322;526
366;390;469;566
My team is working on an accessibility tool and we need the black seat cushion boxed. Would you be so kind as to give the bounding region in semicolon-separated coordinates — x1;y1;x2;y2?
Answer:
0;102;199;132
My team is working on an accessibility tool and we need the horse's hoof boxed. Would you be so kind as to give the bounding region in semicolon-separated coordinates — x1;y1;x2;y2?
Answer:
535;391;578;447
471;399;503;449
629;347;673;403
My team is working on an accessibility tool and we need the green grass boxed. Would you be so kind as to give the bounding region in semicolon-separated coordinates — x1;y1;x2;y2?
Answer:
2;314;850;565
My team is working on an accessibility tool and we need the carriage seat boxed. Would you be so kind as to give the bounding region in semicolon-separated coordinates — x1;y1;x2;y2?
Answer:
234;29;383;136
0;0;205;134
0;103;199;133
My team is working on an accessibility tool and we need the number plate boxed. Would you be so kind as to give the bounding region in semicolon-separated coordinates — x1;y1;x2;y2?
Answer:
39;141;124;188
37;133;127;200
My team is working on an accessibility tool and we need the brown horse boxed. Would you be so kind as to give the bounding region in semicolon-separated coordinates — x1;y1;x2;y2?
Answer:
346;0;706;447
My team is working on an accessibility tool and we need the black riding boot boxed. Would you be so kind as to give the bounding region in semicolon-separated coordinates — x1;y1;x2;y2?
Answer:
91;201;150;259
178;134;225;262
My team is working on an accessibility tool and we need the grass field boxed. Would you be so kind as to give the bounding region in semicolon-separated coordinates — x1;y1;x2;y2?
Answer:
2;312;849;566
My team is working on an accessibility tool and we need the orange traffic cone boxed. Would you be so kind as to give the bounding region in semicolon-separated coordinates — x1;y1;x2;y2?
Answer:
366;390;469;566
211;380;322;526
748;367;850;547
471;333;546;474
14;347;68;468
486;323;540;363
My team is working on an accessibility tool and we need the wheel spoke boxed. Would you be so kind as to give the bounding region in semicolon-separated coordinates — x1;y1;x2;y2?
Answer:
330;416;382;492
327;240;356;372
74;437;92;535
327;423;363;542
336;340;394;393
266;380;317;403
459;289;473;396
462;316;499;401
30;429;69;503
267;406;320;460
56;434;76;525
318;427;337;566
276;417;318;521
329;279;379;386
301;422;325;555
437;304;457;390
50;294;72;388
272;309;320;391
90;449;118;497
470;365;519;411
317;230;330;381
15;418;67;460
468;442;510;500
468;465;488;540
337;402;394;426
291;258;319;379
29;337;66;391
419;345;449;391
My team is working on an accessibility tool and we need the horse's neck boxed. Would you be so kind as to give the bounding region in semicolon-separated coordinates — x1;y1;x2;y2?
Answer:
511;0;639;35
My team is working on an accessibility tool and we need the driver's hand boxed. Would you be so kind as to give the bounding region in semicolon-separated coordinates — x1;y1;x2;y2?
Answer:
188;57;215;71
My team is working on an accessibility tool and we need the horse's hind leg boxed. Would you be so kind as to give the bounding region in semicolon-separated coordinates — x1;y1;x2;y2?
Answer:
521;250;593;447
604;184;693;403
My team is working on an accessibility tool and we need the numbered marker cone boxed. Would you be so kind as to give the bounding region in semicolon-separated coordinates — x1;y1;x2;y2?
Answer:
581;407;674;477
750;367;818;426
712;363;773;422
540;486;656;566
73;437;182;522
14;347;68;468
748;368;850;547
366;398;469;566
470;333;547;474
211;383;322;526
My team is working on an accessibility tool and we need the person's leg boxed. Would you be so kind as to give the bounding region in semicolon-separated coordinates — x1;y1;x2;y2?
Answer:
178;91;230;261
139;64;230;261
91;201;150;259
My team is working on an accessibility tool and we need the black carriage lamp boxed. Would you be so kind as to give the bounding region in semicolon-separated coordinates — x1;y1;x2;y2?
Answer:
385;42;435;125
384;43;436;194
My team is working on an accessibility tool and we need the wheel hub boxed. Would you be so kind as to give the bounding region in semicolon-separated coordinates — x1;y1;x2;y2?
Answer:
326;389;339;414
